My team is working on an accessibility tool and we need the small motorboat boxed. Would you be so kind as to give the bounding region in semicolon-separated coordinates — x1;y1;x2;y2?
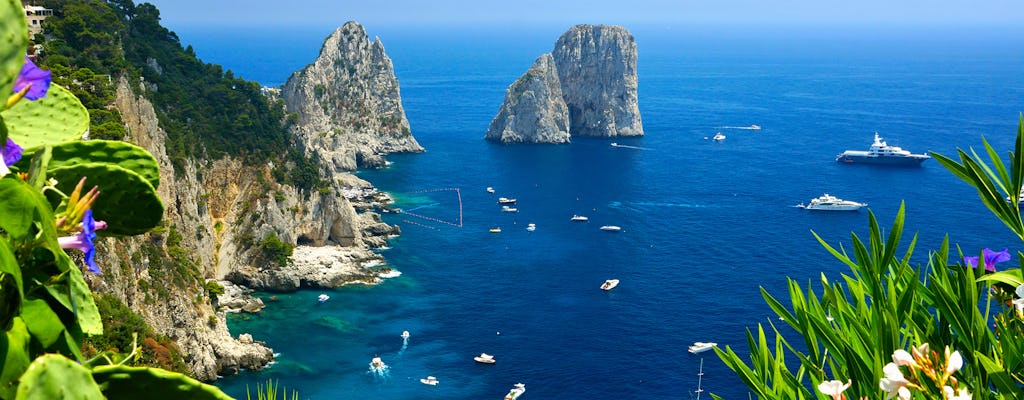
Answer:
489;227;501;233
486;187;495;193
688;342;717;354
498;197;517;204
317;293;330;303
502;205;519;213
474;353;496;364
712;132;726;141
504;383;526;400
570;215;589;222
401;330;410;339
600;279;620;291
371;356;385;368
611;142;619;147
526;223;536;232
750;124;761;130
599;225;622;232
420;376;439;386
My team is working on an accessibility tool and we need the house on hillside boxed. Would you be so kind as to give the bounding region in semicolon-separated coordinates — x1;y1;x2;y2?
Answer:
24;3;53;36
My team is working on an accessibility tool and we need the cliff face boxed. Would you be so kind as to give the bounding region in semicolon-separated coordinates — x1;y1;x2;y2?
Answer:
282;21;423;171
486;24;643;144
485;54;571;144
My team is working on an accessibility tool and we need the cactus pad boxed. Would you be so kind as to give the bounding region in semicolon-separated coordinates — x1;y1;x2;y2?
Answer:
18;140;161;189
91;365;234;400
14;354;104;400
47;163;163;236
0;0;27;99
2;84;89;149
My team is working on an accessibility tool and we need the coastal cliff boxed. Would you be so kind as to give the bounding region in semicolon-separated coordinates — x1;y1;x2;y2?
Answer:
282;21;423;171
485;54;571;144
486;24;643;143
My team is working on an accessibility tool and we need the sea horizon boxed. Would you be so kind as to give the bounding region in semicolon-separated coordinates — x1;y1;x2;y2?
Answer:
187;22;1024;399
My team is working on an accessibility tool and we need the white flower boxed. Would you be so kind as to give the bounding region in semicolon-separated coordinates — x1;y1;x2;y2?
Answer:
898;387;912;400
892;349;916;367
1014;284;1024;314
943;385;971;400
817;379;851;399
945;348;963;374
880;363;911;399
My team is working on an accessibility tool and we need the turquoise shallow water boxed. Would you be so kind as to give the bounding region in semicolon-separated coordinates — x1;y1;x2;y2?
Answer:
176;24;1024;399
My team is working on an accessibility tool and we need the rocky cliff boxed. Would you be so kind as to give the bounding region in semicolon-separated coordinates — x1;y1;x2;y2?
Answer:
282;21;423;171
485;54;571;144
486;24;643;143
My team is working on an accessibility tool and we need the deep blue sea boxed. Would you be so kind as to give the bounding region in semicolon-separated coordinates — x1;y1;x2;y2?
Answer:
175;23;1024;399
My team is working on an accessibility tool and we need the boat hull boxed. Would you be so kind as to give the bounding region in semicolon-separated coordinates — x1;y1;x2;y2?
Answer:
835;153;929;166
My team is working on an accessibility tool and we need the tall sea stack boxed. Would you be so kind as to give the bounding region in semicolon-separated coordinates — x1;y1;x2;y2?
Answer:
283;21;423;170
486;24;643;144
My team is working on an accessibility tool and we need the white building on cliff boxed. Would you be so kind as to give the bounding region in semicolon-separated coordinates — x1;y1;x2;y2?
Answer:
24;3;53;36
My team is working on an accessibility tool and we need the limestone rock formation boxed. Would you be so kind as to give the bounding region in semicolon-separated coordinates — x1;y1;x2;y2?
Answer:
486;24;643;144
485;54;570;144
282;21;423;171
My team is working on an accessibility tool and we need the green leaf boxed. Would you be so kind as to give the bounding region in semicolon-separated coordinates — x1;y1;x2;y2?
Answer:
978;269;1023;288
2;84;89;149
24;145;51;190
20;299;64;350
42;251;102;336
91;365;235;400
0;318;31;399
14;354;104;400
0;179;49;239
47;163;164;236
0;0;27;100
0;238;22;319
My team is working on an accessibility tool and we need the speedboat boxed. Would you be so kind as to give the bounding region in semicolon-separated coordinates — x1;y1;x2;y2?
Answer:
474;353;496;364
371;356;385;368
599;225;621;232
570;215;589;222
498;197;517;204
712;132;726;141
317;294;330;303
600;279;620;290
750;124;761;130
489;227;501;233
526;223;536;232
504;383;526;400
688;342;717;354
502;205;519;213
835;132;930;165
401;331;410;339
611;142;619;147
487;187;495;193
796;193;867;211
420;376;439;386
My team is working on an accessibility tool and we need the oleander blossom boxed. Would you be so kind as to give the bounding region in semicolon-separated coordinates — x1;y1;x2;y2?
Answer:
879;363;912;400
57;210;107;274
1013;284;1024;315
943;386;972;400
12;56;51;101
817;379;851;400
963;247;1010;272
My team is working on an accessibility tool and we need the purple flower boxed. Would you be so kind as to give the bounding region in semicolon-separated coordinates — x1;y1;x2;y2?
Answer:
964;247;1011;272
3;138;22;166
13;56;51;100
58;210;104;274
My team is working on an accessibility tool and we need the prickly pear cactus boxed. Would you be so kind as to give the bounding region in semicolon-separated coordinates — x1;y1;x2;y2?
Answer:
91;365;234;400
47;163;163;236
18;140;161;189
0;0;26;98
14;354;104;400
2;84;89;148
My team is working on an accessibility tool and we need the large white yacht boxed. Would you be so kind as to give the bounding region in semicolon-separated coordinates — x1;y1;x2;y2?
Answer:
835;132;930;165
797;194;867;211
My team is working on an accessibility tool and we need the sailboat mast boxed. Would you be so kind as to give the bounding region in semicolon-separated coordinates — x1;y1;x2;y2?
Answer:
695;358;704;400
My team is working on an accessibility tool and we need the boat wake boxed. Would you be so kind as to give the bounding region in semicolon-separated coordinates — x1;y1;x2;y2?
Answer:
718;125;762;130
367;357;390;380
378;269;402;279
399;331;410;355
610;142;652;150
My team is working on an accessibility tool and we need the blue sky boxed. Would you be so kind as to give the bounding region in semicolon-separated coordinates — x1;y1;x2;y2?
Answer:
146;0;1023;28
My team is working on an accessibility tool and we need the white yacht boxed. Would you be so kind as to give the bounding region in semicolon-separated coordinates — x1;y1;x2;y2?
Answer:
317;293;330;303
504;383;526;400
502;205;519;213
420;376;439;386
526;223;536;231
489;227;502;233
599;225;622;232
712;132;726;141
474;353;496;364
498;197;517;204
486;187;495;193
600;279;620;290
796;194;867;211
688;342;717;354
835;132;930;165
570;215;589;222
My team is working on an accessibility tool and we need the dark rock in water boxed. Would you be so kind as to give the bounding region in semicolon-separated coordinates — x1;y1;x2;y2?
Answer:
486;24;643;144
